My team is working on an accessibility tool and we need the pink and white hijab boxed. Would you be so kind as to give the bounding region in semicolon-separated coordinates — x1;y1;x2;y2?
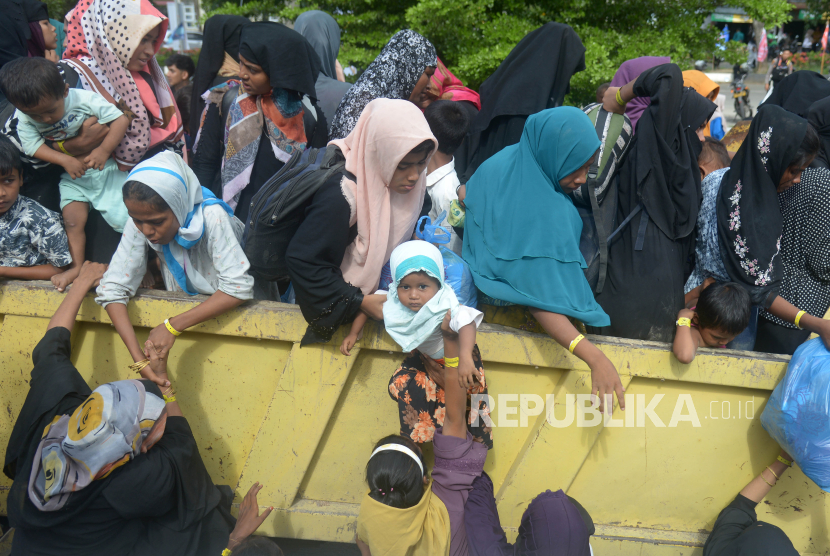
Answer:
63;0;182;170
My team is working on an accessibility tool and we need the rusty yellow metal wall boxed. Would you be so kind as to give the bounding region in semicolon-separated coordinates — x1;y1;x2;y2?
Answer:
0;281;828;554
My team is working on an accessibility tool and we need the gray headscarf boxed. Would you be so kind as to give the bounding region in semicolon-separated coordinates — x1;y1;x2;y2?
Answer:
294;10;352;130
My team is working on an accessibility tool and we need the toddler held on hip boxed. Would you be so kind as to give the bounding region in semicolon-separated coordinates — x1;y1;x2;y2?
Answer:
0;57;131;292
341;240;482;387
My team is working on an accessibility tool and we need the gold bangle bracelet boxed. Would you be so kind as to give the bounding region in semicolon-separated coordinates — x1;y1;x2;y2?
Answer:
767;466;780;480
129;359;150;373
760;473;775;487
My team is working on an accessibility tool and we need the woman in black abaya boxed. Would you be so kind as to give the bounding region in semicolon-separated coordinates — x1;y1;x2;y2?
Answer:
591;63;715;341
455;22;586;184
759;70;830;117
3;263;271;556
188;15;249;147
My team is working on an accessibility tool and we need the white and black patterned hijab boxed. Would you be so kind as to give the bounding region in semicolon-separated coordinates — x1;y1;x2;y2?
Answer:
328;30;436;140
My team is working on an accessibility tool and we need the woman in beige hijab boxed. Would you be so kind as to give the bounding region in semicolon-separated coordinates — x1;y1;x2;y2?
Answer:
286;98;437;344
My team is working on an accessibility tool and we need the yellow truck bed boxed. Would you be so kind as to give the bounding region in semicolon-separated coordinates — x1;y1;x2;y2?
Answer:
1;281;827;555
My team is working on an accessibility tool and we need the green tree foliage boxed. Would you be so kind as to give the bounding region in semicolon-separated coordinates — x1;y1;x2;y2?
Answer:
204;0;791;105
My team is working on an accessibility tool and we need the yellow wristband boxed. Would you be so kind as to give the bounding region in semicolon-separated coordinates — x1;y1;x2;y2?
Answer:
676;317;692;328
794;310;806;329
444;357;459;368
777;455;793;467
56;140;70;155
615;88;626;106
164;318;183;336
222;549;232;556
163;394;177;404
569;334;584;354
128;359;150;373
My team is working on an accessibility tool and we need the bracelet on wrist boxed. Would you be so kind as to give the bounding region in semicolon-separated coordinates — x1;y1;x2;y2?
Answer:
164;318;183;336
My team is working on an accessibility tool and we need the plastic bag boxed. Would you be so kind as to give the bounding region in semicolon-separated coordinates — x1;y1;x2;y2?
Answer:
412;213;477;308
760;337;830;492
440;246;478;308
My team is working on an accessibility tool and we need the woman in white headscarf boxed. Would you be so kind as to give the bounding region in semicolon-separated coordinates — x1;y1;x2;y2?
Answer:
96;150;254;363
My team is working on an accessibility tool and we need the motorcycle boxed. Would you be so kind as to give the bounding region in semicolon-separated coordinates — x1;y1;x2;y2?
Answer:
731;63;753;121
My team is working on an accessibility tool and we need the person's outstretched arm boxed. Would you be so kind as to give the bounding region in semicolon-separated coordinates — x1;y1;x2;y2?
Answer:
0;264;64;281
741;450;793;503
47;261;107;332
529;308;625;413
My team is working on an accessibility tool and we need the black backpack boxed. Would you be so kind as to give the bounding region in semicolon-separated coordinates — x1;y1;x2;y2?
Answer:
242;145;348;281
570;103;633;294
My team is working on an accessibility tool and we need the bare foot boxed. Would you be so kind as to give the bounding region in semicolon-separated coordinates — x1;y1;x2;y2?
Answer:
140;270;156;289
51;266;82;292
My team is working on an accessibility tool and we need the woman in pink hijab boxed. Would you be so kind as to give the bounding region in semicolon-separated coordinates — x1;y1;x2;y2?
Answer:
610;56;670;131
285;98;437;345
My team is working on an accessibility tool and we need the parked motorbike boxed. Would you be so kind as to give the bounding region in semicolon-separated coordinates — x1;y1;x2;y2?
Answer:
731;63;753;121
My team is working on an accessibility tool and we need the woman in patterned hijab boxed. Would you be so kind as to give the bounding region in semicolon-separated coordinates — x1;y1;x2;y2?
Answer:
62;0;183;170
328;29;437;140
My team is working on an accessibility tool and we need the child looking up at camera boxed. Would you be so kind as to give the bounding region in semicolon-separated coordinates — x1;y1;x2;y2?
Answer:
342;240;492;448
0;57;130;292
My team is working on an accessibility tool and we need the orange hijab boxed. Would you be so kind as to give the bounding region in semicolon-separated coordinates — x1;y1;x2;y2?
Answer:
683;70;720;137
329;99;437;294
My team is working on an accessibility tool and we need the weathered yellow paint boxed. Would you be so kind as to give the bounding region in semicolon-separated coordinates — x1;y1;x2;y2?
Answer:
1;281;828;555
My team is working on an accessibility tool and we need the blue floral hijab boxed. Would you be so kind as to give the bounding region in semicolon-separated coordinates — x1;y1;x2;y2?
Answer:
462;106;610;326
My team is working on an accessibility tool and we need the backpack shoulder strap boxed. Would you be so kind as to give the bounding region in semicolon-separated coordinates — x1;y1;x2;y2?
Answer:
588;108;610;181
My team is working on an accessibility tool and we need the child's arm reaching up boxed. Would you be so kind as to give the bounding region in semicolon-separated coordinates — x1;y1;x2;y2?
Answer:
456;323;477;389
440;310;467;439
673;308;701;364
84;114;129;170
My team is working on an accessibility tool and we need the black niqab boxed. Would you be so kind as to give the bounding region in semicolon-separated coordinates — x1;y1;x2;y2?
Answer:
635;78;715;240
0;0;29;70
717;105;808;306
456;22;585;183
470;22;585;134
592;64;714;342
808;95;830;169
22;0;47;21
189;14;249;135
238;21;321;100
760;70;830;117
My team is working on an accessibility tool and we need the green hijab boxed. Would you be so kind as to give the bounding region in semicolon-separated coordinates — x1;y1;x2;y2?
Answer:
462;106;610;326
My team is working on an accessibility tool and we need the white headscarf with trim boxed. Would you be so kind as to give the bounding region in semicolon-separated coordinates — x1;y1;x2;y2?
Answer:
383;240;459;353
127;151;234;295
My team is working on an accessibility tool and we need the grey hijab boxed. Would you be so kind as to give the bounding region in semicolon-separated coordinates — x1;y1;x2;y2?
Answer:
294;10;340;79
294;9;352;132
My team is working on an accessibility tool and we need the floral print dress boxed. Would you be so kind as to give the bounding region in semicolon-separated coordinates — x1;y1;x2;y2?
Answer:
388;345;493;449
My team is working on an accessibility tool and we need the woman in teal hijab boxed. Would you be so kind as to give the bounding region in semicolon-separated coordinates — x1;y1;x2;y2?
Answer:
463;106;625;411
